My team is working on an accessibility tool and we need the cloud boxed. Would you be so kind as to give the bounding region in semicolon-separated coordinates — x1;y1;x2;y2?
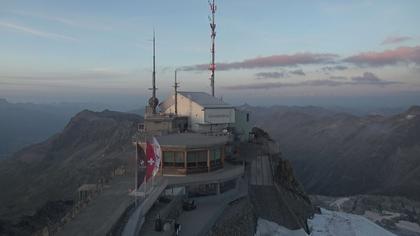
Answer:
182;53;338;71
255;71;287;79
289;69;306;76
0;68;131;82
351;72;380;83
0;21;78;41
344;46;420;66
224;72;401;90
9;10;111;31
381;36;412;45
350;72;400;86
183;45;420;72
255;69;306;79
322;65;348;71
224;80;339;90
329;76;347;80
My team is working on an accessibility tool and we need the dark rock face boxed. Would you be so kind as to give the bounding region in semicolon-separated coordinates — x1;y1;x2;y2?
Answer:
0;100;114;159
0;110;142;235
274;155;313;230
248;105;420;200
253;128;314;232
210;128;314;234
206;197;257;236
0;200;73;236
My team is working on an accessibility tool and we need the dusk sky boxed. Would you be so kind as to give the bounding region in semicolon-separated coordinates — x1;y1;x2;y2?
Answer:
1;0;420;109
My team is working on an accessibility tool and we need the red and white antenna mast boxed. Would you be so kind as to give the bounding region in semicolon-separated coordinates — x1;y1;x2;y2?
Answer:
209;0;217;97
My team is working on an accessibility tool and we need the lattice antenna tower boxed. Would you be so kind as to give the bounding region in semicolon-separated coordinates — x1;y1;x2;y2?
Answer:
208;0;217;96
173;69;180;115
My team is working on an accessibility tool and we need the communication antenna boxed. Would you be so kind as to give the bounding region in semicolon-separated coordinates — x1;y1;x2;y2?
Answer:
148;30;159;114
208;0;217;96
173;69;180;115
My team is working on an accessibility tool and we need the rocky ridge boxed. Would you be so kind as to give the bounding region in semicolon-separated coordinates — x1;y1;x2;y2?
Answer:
245;105;420;200
0;110;142;235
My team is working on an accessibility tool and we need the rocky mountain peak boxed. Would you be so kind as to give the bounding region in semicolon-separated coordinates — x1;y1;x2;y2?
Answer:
1;109;142;231
0;98;8;105
405;105;420;115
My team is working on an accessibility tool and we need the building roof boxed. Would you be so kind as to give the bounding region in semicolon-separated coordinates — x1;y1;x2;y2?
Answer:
159;96;175;111
156;132;230;149
159;91;233;111
179;91;232;108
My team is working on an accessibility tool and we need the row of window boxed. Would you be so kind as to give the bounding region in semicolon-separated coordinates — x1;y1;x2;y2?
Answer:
163;151;184;167
162;148;222;168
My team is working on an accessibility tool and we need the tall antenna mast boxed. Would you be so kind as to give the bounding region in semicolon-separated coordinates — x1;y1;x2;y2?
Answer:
173;69;180;115
148;30;159;114
152;30;156;100
209;0;217;97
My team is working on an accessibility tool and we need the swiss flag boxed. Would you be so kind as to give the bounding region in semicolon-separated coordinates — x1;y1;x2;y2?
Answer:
145;141;155;180
152;137;162;176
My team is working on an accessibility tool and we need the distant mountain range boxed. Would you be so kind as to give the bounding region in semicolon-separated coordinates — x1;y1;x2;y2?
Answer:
243;104;420;200
0;108;315;235
0;98;139;159
2;99;419;234
0;110;142;224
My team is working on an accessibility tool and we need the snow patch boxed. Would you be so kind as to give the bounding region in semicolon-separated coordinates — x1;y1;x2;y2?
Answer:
255;208;395;236
406;114;416;120
308;208;396;236
255;218;307;236
396;220;420;233
329;197;350;211
363;210;400;222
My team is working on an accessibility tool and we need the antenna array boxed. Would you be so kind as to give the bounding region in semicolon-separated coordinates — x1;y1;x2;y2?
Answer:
208;0;217;96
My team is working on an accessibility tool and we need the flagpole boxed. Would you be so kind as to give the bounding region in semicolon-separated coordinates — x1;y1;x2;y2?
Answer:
144;175;147;198
135;141;138;191
135;141;138;206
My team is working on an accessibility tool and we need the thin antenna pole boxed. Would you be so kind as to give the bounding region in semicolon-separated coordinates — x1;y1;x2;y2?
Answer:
152;30;157;111
135;141;138;190
148;30;158;114
209;0;217;97
135;141;138;206
174;69;179;115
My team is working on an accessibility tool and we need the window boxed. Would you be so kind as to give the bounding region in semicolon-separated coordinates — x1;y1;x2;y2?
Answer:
163;151;175;166
210;148;222;166
213;148;221;160
163;151;184;167
174;152;184;167
187;150;207;168
138;123;145;132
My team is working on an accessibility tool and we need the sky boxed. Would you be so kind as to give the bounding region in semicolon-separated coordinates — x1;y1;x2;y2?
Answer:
1;0;420;109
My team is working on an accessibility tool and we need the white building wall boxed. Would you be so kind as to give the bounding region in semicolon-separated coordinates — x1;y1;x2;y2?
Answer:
162;94;235;132
163;94;204;130
204;108;235;124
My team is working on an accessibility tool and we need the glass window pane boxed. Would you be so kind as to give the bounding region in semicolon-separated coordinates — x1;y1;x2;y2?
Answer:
175;152;184;163
187;151;196;163
163;151;174;162
215;148;221;160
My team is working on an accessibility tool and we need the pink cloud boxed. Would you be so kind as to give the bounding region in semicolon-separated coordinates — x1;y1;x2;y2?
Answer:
182;53;338;71
225;72;401;90
344;46;420;66
381;36;412;45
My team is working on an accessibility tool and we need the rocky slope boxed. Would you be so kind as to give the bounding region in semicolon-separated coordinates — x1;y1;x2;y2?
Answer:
244;105;420;200
0;110;142;234
207;128;314;235
0;98;119;159
311;195;420;236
